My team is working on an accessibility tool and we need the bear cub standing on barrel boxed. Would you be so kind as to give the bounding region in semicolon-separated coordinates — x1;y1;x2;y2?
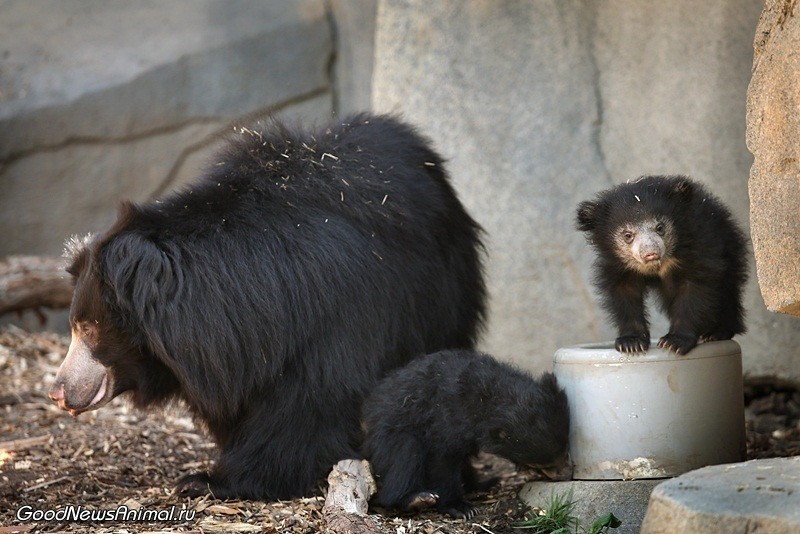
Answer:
362;350;570;519
576;175;748;355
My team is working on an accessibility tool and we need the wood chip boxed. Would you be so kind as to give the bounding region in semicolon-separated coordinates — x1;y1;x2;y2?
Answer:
197;519;262;532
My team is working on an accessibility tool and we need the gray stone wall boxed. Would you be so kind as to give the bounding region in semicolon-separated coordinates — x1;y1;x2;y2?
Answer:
372;0;800;380
0;0;373;257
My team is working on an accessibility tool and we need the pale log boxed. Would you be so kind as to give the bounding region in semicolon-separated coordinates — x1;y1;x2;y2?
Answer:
323;459;381;534
0;256;73;316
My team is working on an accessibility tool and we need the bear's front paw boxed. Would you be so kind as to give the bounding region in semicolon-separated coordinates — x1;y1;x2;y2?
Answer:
615;335;650;354
404;491;439;511
174;472;213;498
439;499;480;520
658;333;698;355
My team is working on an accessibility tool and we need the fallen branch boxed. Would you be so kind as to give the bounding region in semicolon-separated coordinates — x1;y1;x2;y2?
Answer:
0;525;35;534
0;256;73;316
23;475;70;492
323;459;381;534
0;434;51;452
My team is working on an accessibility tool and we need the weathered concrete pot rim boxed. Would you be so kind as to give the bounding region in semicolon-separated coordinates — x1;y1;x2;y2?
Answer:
555;339;741;365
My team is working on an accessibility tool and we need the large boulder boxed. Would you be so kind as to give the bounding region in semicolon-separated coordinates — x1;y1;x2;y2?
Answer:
746;0;800;318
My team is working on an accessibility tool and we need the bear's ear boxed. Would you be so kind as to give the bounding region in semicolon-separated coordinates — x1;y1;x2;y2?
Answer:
576;201;598;232
63;234;94;278
99;230;182;356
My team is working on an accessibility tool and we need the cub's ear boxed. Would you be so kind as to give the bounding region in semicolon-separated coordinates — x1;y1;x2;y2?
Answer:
671;176;695;197
538;372;560;390
576;201;598;232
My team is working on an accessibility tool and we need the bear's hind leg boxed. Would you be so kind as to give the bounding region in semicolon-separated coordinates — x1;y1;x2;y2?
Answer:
180;391;361;501
700;277;746;343
427;455;479;519
368;432;430;511
175;471;241;500
461;462;499;493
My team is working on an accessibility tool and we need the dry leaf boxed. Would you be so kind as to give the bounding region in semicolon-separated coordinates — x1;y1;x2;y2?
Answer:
206;504;243;516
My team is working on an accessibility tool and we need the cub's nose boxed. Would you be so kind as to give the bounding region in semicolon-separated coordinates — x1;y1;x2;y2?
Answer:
643;251;661;262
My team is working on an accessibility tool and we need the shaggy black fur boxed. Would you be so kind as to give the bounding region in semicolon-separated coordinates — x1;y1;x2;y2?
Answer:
61;114;486;500
576;175;748;355
362;350;570;519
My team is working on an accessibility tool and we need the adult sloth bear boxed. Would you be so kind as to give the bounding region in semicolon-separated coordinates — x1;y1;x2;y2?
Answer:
49;114;486;500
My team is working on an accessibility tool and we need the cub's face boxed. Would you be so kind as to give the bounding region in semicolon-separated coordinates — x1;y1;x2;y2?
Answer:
576;176;695;277
612;217;677;275
484;374;572;478
576;199;678;277
488;423;567;467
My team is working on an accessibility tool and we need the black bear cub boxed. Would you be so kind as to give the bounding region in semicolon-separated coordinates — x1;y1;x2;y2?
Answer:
362;350;570;519
576;175;748;355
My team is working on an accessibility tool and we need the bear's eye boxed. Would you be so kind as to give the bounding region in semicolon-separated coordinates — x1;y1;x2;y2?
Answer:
622;231;635;243
655;223;665;235
77;321;99;345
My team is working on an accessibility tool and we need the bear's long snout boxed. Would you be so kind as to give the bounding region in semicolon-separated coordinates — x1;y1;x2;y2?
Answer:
49;330;110;415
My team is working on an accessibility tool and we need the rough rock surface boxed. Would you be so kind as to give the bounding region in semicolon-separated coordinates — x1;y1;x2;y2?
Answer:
641;457;800;533
746;0;800;318
0;1;335;257
372;0;800;379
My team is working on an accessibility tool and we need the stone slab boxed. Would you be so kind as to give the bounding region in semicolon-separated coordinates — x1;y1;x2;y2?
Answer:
641;456;800;533
519;479;662;534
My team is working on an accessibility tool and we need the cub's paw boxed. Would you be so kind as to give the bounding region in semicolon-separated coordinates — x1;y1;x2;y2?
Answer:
404;491;439;511
439;499;480;520
615;335;650;354
699;331;734;343
658;333;698;355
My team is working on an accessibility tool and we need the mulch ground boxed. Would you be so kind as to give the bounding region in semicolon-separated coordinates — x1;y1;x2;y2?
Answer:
0;326;798;533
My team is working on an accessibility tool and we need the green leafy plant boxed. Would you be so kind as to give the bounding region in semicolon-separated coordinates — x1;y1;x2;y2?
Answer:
514;489;621;534
514;489;579;533
588;512;622;534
